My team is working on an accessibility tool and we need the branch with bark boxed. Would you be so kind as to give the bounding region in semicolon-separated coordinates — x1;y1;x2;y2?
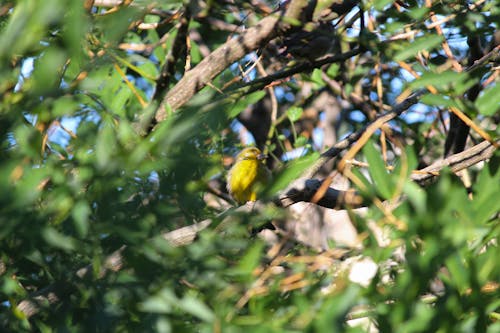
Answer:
154;0;310;121
152;0;359;122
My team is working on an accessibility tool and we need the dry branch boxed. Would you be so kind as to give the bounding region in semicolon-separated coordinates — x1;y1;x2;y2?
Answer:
412;139;499;184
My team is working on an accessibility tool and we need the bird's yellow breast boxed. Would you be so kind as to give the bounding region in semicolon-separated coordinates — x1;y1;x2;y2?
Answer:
227;148;270;204
227;159;260;203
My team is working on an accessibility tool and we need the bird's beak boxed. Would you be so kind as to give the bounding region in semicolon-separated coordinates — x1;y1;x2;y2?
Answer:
257;153;267;160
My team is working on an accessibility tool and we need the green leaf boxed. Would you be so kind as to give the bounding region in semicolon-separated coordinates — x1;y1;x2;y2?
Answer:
404;144;419;172
351;166;375;197
95;120;117;170
178;295;215;322
363;142;393;199
394;35;444;62
421;94;456;108
31;47;67;94
0;1;64;59
62;1;88;59
287;106;303;122
472;157;500;224
109;86;132;116
477;247;498;284
236;241;265;277
327;63;340;77
404;182;427;214
52;95;79;117
311;68;325;88
475;83;500;116
408;7;429;20
294;136;309;148
12;167;48;206
139;289;214;323
42;227;76;251
96;6;143;44
454;74;479;96
228;91;266;118
111;52;158;81
445;254;470;293
374;0;395;10
72;200;90;237
189;40;202;63
409;71;466;90
267;152;319;195
139;288;176;314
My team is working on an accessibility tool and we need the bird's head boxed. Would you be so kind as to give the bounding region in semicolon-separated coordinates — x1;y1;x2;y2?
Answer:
236;147;266;162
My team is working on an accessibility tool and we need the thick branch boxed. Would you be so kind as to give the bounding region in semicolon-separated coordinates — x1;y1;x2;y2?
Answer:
280;179;365;209
412;139;499;184
155;0;311;121
93;0;123;6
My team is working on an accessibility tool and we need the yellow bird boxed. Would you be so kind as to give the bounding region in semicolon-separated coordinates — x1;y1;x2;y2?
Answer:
227;147;271;204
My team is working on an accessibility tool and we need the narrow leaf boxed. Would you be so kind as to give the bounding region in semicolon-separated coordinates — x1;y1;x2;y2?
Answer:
363;142;393;199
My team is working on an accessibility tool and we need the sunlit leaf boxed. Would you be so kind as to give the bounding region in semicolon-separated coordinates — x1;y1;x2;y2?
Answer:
363;142;393;199
409;71;466;90
287;106;303;122
475;83;500;116
228;91;266;118
267;152;319;195
178;295;215;322
394;35;444;62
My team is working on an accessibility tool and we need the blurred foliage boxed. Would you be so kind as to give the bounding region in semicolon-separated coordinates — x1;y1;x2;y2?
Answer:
0;0;499;332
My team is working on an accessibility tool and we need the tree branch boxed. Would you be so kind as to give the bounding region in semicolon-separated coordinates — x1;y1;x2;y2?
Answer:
276;43;498;196
226;47;363;94
281;139;498;208
155;0;311;121
412;139;499;185
152;9;190;102
278;90;425;206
